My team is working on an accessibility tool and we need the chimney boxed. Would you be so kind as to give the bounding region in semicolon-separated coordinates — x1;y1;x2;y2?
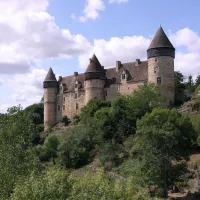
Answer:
58;76;62;82
135;59;141;66
74;72;78;77
116;61;122;72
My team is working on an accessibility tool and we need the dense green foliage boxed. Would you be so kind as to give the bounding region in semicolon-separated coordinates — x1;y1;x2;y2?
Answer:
11;168;150;200
0;106;39;199
134;108;195;197
11;169;71;200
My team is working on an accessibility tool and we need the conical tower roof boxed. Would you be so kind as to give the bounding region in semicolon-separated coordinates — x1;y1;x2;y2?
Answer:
148;26;175;50
85;54;105;73
44;67;57;82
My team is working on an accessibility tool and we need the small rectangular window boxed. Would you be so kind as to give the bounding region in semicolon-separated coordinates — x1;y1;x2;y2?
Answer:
75;93;78;99
122;74;126;80
75;84;78;88
58;105;60;111
117;85;120;91
63;105;65;110
104;90;107;96
63;97;65;102
157;77;161;85
76;103;79;110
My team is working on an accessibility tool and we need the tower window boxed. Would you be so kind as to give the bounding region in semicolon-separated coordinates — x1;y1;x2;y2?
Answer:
58;105;60;111
63;97;65;102
75;84;78;88
63;105;65;110
75;93;78;99
122;74;126;80
76;103;79;110
157;77;161;85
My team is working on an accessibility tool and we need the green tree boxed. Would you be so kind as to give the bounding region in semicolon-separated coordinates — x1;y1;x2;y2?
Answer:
80;99;111;123
185;74;195;93
134;108;195;197
59;124;95;168
195;74;200;88
174;71;185;93
44;135;59;165
0;106;38;199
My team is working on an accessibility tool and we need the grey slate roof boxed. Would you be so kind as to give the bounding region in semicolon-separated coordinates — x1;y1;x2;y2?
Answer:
85;54;105;73
61;60;148;92
44;67;57;82
148;26;175;50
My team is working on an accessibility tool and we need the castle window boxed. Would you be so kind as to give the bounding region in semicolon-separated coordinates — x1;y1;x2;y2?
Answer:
122;74;126;80
76;103;79;110
117;84;120;91
58;105;60;111
63;105;65;110
155;58;157;62
104;90;107;96
75;84;78;88
75;93;78;99
63;97;65;102
157;77;161;85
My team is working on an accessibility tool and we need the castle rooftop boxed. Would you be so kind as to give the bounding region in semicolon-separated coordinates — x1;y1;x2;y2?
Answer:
148;26;175;50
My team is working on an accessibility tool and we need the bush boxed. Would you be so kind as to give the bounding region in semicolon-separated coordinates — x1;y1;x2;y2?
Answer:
72;115;80;125
37;124;44;132
61;116;70;125
11;169;72;200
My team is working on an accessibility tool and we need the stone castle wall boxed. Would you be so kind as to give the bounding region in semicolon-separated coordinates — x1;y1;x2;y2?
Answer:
148;56;174;103
62;90;85;119
44;87;57;130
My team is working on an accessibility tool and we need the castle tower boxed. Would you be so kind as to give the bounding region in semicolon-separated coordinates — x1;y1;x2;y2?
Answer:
84;54;106;104
147;26;175;104
43;68;58;131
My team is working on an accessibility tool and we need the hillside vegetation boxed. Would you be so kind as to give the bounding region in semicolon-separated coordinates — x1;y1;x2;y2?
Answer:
1;83;200;199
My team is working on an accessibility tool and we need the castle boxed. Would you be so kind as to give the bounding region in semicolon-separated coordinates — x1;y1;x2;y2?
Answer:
43;26;175;131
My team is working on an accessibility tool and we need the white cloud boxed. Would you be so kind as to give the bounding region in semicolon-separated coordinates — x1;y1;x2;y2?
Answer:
0;0;91;75
109;0;129;4
79;36;150;68
79;0;105;22
0;78;4;85
0;104;11;113
8;68;47;107
170;28;200;52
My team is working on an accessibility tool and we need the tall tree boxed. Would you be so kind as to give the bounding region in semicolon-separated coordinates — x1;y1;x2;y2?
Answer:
0;106;38;199
134;108;195;197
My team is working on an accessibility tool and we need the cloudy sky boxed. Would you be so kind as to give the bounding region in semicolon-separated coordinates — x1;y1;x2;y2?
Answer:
0;0;200;113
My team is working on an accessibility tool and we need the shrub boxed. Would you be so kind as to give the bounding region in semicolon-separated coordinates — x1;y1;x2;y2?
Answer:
72;115;80;125
61;115;70;125
11;169;72;200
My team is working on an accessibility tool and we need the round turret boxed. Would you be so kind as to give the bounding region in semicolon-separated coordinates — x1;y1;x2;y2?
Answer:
84;54;106;104
147;26;175;104
43;68;58;131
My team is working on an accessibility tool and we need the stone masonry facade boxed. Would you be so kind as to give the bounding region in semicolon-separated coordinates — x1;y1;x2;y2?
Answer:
43;26;176;130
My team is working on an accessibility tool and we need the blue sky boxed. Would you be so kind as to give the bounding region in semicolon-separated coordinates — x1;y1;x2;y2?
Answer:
0;0;200;112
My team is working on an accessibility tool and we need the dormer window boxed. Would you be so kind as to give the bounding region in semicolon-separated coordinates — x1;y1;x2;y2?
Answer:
122;74;126;80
